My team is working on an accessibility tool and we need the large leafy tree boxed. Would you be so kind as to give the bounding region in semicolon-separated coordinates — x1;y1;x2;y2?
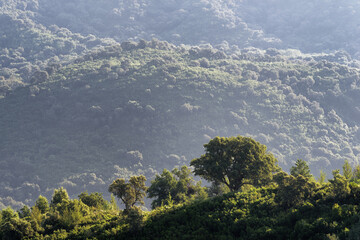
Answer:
191;136;277;191
108;175;147;211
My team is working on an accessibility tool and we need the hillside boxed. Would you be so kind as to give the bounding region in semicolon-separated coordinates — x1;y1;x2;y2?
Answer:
0;0;360;58
2;0;359;58
0;0;115;90
1;40;360;208
3;174;360;239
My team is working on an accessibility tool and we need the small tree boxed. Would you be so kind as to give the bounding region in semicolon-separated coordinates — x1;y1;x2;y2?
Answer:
51;187;70;208
318;170;327;185
30;206;43;231
147;169;176;208
329;170;350;198
290;159;312;178
108;175;147;211
191;136;278;191
110;194;118;211
18;206;31;219
34;195;49;214
147;166;207;209
342;160;353;181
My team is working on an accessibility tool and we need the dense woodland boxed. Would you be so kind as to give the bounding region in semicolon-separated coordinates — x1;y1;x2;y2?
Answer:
2;136;360;239
1;0;360;238
1;40;360;210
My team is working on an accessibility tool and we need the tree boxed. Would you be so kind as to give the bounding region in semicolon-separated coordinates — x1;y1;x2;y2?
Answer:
147;169;176;209
59;200;88;229
190;136;277;191
51;187;70;208
290;159;312;178
0;207;34;239
147;166;207;209
1;207;18;222
342;160;353;181
78;191;108;209
0;218;34;240
30;206;43;231
318;170;327;185
18;206;31;219
34;195;49;214
108;175;147;211
110;194;118;211
329;170;350;198
274;171;317;207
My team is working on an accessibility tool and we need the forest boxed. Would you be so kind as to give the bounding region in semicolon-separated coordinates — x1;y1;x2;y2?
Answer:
1;0;360;238
1;136;360;239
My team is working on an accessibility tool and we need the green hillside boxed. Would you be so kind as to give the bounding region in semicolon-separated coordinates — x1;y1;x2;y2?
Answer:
1;40;360;207
3;163;360;239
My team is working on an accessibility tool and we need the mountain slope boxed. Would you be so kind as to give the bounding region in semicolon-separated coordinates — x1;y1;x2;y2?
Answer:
0;41;359;207
0;1;115;91
22;0;360;58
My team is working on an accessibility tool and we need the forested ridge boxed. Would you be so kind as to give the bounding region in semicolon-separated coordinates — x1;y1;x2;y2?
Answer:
1;0;360;238
2;137;360;239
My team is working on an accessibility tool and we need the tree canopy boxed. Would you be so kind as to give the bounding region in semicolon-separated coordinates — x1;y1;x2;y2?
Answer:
108;175;147;211
191;136;278;191
147;166;207;209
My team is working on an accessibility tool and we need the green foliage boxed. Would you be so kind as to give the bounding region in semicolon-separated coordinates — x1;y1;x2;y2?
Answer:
148;166;207;209
51;187;70;208
207;181;230;197
2;163;360;239
274;171;317;207
35;195;50;214
353;165;360;183
18;206;31;219
109;175;147;211
290;159;312;179
343;160;353;181
191;136;278;191
78;191;109;209
30;206;43;232
0;217;35;240
58;199;88;229
110;194;119;211
329;170;351;198
318;170;327;185
1;207;18;222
